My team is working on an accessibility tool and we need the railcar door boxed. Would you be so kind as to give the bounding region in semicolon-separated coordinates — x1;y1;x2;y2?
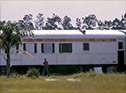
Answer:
118;41;124;67
118;51;124;66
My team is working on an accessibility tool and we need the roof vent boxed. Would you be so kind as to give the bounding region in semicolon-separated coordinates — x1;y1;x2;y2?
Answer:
79;29;86;34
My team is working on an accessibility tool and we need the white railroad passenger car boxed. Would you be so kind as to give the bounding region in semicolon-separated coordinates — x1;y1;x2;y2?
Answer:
0;30;126;67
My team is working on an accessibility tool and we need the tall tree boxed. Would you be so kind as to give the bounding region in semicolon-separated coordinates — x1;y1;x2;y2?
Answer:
121;13;126;30
97;20;105;30
0;21;33;77
34;13;44;30
112;18;123;30
76;18;81;30
82;14;97;30
43;14;62;30
104;20;112;30
18;14;34;30
62;16;75;30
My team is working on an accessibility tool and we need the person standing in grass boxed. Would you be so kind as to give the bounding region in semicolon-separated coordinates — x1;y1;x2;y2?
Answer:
42;57;50;77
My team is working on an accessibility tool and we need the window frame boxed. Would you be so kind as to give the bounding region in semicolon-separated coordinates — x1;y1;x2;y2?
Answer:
41;43;55;53
59;43;72;53
118;42;123;49
34;43;37;53
83;43;90;51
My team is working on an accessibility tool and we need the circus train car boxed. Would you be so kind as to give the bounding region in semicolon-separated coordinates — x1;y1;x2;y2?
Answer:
0;30;126;72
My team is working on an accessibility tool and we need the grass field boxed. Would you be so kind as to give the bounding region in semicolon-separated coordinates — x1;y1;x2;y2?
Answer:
0;72;126;93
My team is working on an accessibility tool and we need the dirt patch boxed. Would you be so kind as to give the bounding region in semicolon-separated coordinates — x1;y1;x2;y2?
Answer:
67;78;80;81
45;79;59;81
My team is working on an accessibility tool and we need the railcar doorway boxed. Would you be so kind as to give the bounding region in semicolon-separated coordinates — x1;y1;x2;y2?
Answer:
118;51;124;67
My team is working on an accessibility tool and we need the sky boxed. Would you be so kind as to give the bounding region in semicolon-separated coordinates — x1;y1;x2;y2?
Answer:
0;0;126;24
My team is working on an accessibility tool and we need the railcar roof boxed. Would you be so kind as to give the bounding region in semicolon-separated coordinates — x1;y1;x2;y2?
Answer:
27;30;126;38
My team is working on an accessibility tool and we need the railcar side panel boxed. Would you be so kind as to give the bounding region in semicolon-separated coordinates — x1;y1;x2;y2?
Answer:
0;30;125;67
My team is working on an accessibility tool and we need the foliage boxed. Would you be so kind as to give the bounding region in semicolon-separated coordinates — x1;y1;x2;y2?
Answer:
34;13;44;30
82;14;97;30
17;13;126;30
0;21;33;77
76;18;81;30
18;14;34;30
62;15;75;30
112;18;124;30
43;14;62;30
26;67;40;78
97;20;112;30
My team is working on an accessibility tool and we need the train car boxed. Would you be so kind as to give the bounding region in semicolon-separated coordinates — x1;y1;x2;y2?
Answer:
0;30;126;72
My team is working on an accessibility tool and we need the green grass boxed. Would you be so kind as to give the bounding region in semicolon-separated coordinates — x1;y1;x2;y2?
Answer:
0;72;126;93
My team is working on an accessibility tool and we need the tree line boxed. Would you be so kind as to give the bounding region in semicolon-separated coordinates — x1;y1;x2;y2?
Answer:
1;13;126;31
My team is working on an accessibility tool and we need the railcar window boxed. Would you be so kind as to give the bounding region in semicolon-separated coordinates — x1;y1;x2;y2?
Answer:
23;43;26;51
41;43;44;53
83;43;89;51
34;43;37;53
41;43;55;53
16;45;19;53
118;42;123;49
52;43;55;53
59;43;72;53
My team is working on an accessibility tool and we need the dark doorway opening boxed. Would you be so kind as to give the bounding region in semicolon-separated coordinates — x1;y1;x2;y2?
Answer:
118;51;124;68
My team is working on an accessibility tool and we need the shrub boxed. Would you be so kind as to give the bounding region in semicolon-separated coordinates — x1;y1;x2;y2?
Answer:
26;67;40;78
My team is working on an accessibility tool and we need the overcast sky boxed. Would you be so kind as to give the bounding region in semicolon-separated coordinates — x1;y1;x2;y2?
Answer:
0;0;126;24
